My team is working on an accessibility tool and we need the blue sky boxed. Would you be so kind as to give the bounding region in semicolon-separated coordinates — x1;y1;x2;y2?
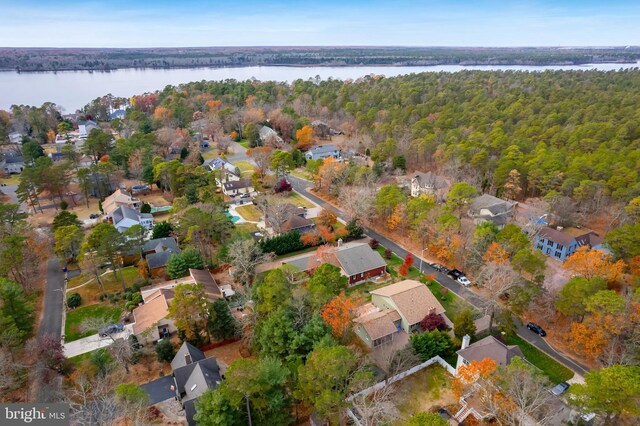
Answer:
0;0;638;47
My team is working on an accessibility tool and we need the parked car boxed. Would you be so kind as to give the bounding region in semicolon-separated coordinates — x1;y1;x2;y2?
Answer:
240;193;251;198
430;263;449;273
457;276;471;287
99;323;124;337
550;382;570;396
527;322;547;337
131;184;149;194
438;408;452;420
89;213;100;219
448;269;464;279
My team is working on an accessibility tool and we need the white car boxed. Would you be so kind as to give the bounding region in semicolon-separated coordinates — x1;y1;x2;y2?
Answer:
457;276;471;287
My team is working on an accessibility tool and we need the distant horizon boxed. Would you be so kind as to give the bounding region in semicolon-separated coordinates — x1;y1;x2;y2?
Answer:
1;45;639;50
1;1;639;47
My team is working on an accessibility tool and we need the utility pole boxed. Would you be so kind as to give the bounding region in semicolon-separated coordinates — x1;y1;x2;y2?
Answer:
245;393;252;426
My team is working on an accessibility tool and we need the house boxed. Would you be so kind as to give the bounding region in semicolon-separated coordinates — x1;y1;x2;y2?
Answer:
8;132;23;144
1;155;24;174
265;204;315;235
203;157;239;176
282;242;387;286
534;226;605;262
78;120;98;137
134;269;226;341
305;144;341;161
109;109;126;120
258;125;283;146
111;205;153;233
102;188;141;216
468;194;515;229
221;179;254;196
144;237;181;277
456;335;524;371
354;279;448;348
410;171;448;199
171;342;222;426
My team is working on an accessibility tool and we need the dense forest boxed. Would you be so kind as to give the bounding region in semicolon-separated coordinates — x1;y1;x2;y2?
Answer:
1;46;639;71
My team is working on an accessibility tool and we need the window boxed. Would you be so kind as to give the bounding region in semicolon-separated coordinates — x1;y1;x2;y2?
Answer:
546;248;551;254
536;244;543;250
190;384;197;392
463;359;470;365
556;243;564;250
555;251;562;258
546;240;553;246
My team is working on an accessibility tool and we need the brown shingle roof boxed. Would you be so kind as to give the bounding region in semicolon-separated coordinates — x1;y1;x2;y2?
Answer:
355;309;401;340
456;336;524;366
189;269;223;300
371;280;446;325
132;292;170;335
538;227;575;247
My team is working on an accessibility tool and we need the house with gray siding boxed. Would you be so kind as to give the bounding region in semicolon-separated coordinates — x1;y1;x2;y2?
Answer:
534;226;605;262
305;144;341;161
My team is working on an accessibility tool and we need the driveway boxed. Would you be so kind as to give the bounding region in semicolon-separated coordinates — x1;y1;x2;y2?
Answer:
227;141;251;163
287;175;590;376
63;324;133;358
39;257;65;339
141;376;176;404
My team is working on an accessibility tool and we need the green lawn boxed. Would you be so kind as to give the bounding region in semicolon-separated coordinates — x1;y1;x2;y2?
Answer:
235;204;262;222
67;266;145;305
289;168;313;181
0;175;20;185
286;192;316;209
234;222;259;233
237;139;249;148
426;280;479;320
503;333;574;384
65;304;123;342
202;149;220;160
233;160;254;173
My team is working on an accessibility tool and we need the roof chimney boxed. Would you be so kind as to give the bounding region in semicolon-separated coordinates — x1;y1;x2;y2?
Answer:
185;353;192;365
461;335;471;350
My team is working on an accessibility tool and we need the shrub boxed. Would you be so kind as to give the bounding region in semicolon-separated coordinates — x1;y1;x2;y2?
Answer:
66;292;82;309
368;238;379;249
156;339;175;363
140;203;151;213
384;248;392;259
259;231;305;256
346;220;364;239
420;313;448;331
410;330;455;361
274;178;292;193
59;200;68;210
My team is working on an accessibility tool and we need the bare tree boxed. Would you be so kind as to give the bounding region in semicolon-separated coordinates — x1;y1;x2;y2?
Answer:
476;261;522;330
228;239;274;287
338;185;376;224
350;384;399;426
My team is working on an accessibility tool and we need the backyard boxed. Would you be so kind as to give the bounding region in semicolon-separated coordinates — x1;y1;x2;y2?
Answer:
390;365;457;423
233;160;254;175
235;204;262;222
66;266;146;305
65;304;123;342
286;192;316;209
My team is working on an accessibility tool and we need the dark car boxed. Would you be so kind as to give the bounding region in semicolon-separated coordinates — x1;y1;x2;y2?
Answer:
99;323;124;337
89;213;100;219
430;263;450;273
527;322;547;337
448;268;464;279
438;408;452;420
550;382;570;396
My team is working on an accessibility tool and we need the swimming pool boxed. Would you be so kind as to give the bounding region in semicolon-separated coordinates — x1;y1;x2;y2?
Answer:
224;211;241;223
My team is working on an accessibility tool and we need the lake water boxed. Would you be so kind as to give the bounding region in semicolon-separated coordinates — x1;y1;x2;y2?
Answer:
0;63;638;112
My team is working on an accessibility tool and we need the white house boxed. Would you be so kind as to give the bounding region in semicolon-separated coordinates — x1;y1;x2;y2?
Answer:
259;125;283;146
222;179;254;196
111;205;153;233
1;155;24;174
8;132;23;144
410;171;448;199
305;144;341;161
78;120;98;137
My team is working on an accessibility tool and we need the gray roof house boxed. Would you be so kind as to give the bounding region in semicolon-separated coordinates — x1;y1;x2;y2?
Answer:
111;205;153;233
259;125;284;146
221;179;254;196
171;342;222;426
144;237;180;255
456;335;524;371
410;171;448;199
305;144;341;161
8;132;23;144
203;157;239;176
2;155;24;174
468;194;515;229
78;120;98;137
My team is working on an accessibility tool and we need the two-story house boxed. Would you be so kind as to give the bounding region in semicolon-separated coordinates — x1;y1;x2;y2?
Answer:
111;205;153;233
78;120;98;137
102;188;141;216
410;171;448;200
305;144;341;161
534;226;605;261
259;125;284;146
354;280;449;348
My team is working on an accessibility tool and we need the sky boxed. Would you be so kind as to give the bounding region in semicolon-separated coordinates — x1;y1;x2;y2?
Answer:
0;0;638;48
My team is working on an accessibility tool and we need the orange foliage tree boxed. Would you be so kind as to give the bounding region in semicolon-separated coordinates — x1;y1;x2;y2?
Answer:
483;242;510;264
321;292;359;338
295;125;314;151
318;208;337;227
205;99;222;111
318;225;337;244
301;232;320;247
47;129;56;143
153;106;173;125
314;157;347;196
452;358;498;398
386;205;403;231
564;246;625;282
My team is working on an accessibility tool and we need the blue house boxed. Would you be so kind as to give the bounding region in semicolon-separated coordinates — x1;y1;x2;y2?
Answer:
305;144;341;161
534;227;604;262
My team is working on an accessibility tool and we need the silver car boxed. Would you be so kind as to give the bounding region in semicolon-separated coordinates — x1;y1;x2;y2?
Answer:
550;382;570;396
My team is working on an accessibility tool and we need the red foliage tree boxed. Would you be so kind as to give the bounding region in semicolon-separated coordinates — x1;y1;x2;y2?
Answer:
420;313;448;331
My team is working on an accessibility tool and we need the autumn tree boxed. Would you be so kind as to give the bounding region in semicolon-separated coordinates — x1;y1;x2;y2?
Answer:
247;146;273;179
168;283;211;344
318;208;337;228
321;292;358;339
453;309;477;340
502;169;523;200
564;246;625;282
295;125;314;151
483;242;510;264
452;358;498;398
314;157;348;196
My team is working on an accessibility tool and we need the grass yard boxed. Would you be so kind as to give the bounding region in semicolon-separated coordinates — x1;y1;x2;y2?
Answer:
391;365;457;422
289;168;313;181
202;149;220;160
67;266;145;305
0;174;20;185
65;304;123;342
234;222;259;233
235;204;262;222
426;280;479;320
503;334;574;384
273;245;319;260
233;160;254;173
286;192;316;209
237;139;249;148
68;351;94;365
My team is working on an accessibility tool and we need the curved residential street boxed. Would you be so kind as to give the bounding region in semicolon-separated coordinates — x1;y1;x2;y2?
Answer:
287;175;590;377
39;257;65;339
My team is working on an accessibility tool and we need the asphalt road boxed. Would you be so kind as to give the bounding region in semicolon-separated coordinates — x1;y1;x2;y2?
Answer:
39;257;65;339
288;175;590;376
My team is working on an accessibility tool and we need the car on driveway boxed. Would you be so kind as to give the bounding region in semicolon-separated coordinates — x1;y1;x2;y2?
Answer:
457;276;471;287
448;269;464;279
99;323;124;337
89;213;100;219
527;322;547;337
550;382;570;396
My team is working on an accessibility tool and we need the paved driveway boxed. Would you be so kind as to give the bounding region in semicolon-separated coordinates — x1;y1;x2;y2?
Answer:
141;376;176;404
63;324;133;358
